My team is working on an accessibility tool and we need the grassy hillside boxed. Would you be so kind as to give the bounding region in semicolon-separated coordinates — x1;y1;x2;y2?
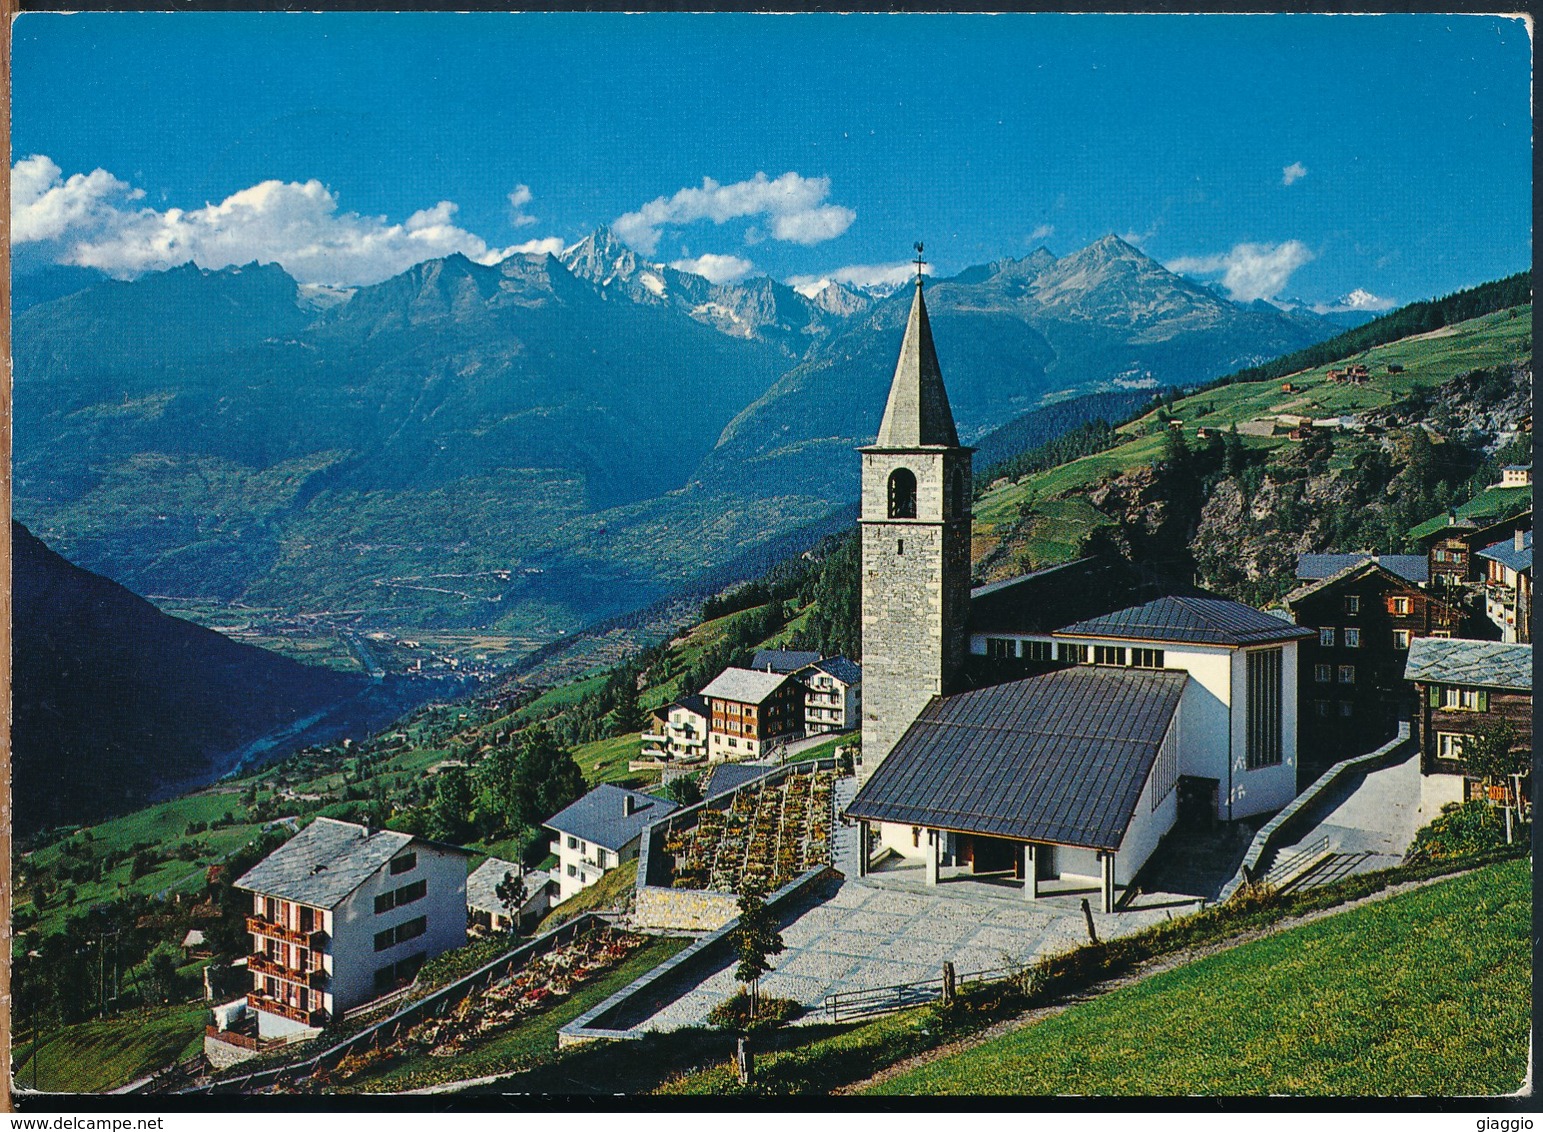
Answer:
868;858;1530;1096
973;304;1532;579
13;1000;208;1093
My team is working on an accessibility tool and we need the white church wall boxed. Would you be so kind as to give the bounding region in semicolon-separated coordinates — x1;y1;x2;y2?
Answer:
1113;713;1182;887
1228;645;1300;820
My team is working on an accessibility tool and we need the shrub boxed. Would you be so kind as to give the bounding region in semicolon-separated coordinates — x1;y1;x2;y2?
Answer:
706;989;802;1032
1407;800;1520;861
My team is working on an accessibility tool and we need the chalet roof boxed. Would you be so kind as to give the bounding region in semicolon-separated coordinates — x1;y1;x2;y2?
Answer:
1477;530;1532;574
1295;553;1428;585
670;693;710;718
1403;638;1532;693
1407;489;1532;543
749;649;821;674
235;818;466;908
810;656;863;686
1056;595;1312;648
701;666;797;705
845;667;1188;851
870;278;960;449
543;784;679;852
703;762;778;799
1284;558;1438;608
465;858;547;916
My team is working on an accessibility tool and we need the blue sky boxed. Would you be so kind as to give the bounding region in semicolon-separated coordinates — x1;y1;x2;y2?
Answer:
12;12;1532;308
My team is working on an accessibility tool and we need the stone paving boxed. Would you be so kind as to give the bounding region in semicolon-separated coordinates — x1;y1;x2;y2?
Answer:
632;862;1183;1031
1270;743;1424;887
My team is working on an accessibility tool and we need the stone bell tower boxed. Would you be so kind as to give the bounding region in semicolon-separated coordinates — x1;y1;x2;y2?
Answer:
858;247;972;783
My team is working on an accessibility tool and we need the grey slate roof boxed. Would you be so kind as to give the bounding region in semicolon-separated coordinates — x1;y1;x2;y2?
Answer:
1295;553;1428;585
670;693;709;718
1283;558;1439;608
811;656;862;686
703;762;778;799
235;817;440;908
543;784;679;851
749;649;821;674
870;278;961;448
1056;595;1313;647
1403;638;1532;693
465;858;547;915
1477;530;1532;574
701;666;797;704
846;667;1188;851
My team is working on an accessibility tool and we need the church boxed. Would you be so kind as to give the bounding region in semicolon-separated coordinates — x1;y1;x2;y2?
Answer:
843;265;1312;912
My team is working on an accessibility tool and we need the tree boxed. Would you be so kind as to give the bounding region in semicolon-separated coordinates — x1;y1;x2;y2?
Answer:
494;870;527;934
472;744;523;838
1463;718;1527;841
661;776;703;807
731;882;785;1024
511;727;588;826
426;765;474;843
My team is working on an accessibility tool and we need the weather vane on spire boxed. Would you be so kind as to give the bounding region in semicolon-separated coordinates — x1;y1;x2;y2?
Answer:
913;241;926;286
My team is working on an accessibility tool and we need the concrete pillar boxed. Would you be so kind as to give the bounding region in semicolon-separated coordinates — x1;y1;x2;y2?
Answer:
925;830;939;886
1023;844;1038;901
1100;851;1115;914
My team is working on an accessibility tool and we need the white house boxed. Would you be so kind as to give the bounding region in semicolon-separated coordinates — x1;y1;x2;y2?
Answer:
544;784;679;902
465;858;554;933
235;818;471;1039
804;656;862;734
642;694;710;761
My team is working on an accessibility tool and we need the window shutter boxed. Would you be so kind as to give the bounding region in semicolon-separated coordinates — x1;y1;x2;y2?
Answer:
1428;685;1441;708
1477;689;1489;713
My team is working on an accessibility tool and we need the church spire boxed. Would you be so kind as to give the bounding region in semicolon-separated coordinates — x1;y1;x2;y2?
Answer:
874;245;960;448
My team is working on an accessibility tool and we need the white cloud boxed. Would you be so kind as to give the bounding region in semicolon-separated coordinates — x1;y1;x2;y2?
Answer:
787;260;930;297
496;236;565;259
1312;287;1395;314
1282;161;1309;186
508;183;537;227
1166;240;1315;303
669;253;754;284
613;171;855;255
11;156;562;286
11;154;142;243
1028;223;1055;242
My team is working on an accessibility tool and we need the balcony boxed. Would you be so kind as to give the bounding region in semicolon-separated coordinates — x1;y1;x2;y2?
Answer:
246;992;328;1028
249;952;329;989
246;916;326;950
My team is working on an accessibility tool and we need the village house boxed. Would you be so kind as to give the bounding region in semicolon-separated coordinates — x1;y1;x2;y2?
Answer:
1285;556;1465;765
1500;463;1532;488
841;266;1312;913
235;818;470;1038
1410;498;1531;587
545;784;678;902
803;656;862;734
701;666;805;760
465;858;553;934
1477;530;1532;643
641;693;710;761
750;648;822;675
1404;637;1532;811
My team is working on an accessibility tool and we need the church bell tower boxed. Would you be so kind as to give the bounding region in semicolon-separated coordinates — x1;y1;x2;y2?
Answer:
858;247;972;783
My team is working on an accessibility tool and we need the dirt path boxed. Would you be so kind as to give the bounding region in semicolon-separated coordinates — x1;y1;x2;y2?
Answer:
836;867;1485;1095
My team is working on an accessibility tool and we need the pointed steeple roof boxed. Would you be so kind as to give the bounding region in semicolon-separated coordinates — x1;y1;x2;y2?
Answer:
874;277;960;448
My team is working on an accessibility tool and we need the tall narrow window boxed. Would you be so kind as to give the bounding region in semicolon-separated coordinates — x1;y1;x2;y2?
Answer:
888;468;918;519
1246;647;1283;769
950;467;967;518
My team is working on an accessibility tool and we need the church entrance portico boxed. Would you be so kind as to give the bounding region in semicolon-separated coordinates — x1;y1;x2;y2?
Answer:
865;821;1122;912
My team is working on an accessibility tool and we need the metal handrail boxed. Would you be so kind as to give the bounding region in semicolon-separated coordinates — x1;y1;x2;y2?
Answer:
823;964;1016;1023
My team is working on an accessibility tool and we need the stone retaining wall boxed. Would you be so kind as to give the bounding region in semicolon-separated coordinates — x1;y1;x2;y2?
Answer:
633;886;742;932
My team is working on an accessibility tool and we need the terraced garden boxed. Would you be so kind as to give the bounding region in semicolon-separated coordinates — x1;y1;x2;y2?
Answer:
311;928;659;1091
664;768;837;893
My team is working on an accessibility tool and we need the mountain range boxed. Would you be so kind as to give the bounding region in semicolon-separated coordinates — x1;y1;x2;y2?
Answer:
15;230;1356;646
13;521;369;834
